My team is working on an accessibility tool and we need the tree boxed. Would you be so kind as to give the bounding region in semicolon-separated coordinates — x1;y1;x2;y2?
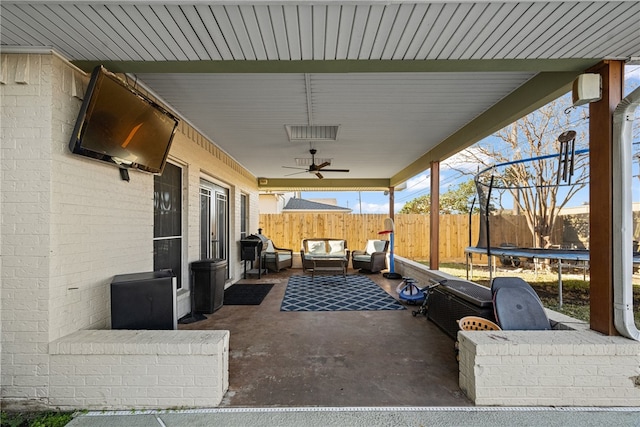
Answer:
451;95;589;248
440;180;478;214
399;180;477;214
399;194;431;214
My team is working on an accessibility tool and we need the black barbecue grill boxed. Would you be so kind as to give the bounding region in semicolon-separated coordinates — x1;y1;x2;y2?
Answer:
239;231;270;279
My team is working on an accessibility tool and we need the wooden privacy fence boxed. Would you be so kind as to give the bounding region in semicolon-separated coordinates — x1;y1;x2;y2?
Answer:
259;213;540;263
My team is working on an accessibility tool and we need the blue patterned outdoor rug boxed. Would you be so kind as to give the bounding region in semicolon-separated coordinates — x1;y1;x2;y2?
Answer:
280;275;406;312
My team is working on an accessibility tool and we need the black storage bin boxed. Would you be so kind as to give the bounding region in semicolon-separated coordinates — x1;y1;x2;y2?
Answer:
191;259;226;314
111;270;177;330
427;280;495;339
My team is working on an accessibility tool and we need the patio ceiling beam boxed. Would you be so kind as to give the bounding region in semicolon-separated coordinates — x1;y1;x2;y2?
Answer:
390;70;587;187
70;59;600;74
257;178;390;191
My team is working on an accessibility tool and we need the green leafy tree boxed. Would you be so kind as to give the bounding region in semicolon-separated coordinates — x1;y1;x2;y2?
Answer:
399;180;477;214
399;194;431;214
440;180;478;214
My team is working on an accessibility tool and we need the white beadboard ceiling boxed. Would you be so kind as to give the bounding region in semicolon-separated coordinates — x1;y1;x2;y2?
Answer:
1;1;639;189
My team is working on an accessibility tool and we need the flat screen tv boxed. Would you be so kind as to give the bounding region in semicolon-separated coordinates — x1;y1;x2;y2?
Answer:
69;65;179;174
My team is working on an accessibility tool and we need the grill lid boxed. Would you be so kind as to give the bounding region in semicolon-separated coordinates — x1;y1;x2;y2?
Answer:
240;233;270;252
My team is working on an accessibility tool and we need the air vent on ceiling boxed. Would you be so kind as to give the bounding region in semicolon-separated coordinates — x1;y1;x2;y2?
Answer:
285;125;340;142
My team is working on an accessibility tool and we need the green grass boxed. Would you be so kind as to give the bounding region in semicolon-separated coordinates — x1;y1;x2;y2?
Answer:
1;411;73;427
429;262;640;328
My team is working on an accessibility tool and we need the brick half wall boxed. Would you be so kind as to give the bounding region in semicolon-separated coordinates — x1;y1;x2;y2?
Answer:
395;256;640;406
48;330;229;410
458;327;640;406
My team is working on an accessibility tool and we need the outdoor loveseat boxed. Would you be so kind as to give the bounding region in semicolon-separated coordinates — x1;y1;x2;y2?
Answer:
300;238;350;272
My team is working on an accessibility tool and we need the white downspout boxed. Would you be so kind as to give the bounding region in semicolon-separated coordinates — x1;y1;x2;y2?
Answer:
612;85;640;341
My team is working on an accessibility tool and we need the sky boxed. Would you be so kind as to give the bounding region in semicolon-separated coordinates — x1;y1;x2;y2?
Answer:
302;158;467;214
302;66;640;214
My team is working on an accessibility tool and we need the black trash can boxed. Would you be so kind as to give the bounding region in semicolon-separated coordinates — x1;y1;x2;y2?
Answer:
191;259;226;314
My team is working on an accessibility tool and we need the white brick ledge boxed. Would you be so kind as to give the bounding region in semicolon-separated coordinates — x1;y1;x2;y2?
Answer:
49;329;227;355
48;330;230;410
458;328;640;406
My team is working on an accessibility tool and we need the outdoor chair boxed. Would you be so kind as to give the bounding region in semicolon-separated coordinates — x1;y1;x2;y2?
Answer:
491;277;551;330
262;240;293;272
490;276;542;303
351;239;389;273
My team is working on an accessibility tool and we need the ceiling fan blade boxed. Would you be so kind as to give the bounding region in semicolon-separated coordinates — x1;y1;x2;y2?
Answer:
284;170;308;177
286;149;343;178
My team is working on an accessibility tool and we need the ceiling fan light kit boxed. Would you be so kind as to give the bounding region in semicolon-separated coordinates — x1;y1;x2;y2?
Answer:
282;149;350;179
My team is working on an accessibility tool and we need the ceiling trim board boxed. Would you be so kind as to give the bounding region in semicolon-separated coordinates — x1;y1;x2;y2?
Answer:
69;58;602;74
258;178;391;191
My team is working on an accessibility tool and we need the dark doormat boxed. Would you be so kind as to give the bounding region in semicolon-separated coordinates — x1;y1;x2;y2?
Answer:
224;284;274;305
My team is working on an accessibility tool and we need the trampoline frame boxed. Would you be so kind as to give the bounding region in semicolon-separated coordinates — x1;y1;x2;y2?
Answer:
465;146;640;308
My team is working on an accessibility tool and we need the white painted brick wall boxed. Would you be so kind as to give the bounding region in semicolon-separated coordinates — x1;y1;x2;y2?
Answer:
395;257;463;287
2;53;259;410
49;330;229;410
458;329;640;406
48;59;148;341
1;53;53;410
168;128;258;286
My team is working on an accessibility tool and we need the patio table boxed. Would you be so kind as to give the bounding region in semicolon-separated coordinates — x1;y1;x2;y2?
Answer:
305;255;348;281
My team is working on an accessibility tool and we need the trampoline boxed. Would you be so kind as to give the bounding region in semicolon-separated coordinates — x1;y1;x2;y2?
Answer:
464;136;640;307
467;246;595;307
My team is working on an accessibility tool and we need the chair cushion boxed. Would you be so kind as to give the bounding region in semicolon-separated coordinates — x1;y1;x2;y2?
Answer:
265;252;291;261
277;253;292;261
264;240;275;252
353;254;371;262
328;240;345;255
366;240;387;254
307;240;327;255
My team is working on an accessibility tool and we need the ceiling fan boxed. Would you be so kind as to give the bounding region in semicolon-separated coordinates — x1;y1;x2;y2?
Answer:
282;149;350;179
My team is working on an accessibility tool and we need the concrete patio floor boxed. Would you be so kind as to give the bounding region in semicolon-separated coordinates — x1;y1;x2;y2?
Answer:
179;268;472;407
